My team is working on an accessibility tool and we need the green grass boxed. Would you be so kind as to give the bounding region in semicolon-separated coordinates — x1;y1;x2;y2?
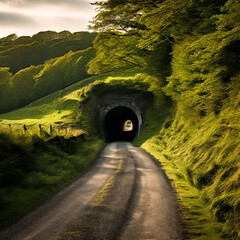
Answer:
140;108;240;239
0;133;104;228
0;69;155;229
91;158;123;205
2;66;239;239
0;70;162;144
0;69;140;125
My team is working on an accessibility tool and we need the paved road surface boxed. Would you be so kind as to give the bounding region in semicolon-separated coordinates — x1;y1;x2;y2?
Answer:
118;143;182;240
0;142;183;240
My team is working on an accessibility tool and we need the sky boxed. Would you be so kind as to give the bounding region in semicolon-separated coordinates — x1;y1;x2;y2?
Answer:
0;0;97;38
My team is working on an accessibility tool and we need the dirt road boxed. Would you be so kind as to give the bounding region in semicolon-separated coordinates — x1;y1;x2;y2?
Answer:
0;142;183;240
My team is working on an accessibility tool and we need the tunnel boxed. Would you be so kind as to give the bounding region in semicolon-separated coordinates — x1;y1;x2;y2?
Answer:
103;106;139;142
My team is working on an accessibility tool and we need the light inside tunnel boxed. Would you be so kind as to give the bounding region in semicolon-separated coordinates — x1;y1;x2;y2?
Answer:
122;120;133;132
103;106;139;142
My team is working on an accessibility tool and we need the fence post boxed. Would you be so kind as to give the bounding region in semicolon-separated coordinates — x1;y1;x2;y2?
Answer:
50;125;53;137
39;124;42;136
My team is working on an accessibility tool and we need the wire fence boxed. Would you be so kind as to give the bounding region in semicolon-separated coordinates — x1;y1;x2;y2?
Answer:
0;123;85;141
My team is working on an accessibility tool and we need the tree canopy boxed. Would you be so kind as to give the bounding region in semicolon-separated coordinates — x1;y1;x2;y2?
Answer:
89;0;240;117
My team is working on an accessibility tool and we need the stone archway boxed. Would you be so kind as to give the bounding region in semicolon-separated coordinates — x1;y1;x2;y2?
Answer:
100;102;142;142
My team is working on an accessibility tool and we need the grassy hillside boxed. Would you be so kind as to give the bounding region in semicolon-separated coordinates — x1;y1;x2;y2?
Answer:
0;0;239;238
88;1;240;238
0;31;97;74
1;70;162;228
140;96;240;239
131;73;240;240
0;64;239;239
0;72;106;228
0;48;95;113
0;70;143;125
0;31;97;113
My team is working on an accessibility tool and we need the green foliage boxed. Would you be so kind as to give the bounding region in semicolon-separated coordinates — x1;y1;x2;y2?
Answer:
90;75;151;96
89;0;228;76
0;70;154;227
164;20;240;116
88;32;146;74
141;102;240;239
89;0;176;75
138;0;227;46
0;132;104;227
0;0;239;238
0;31;97;74
0;67;17;112
216;0;240;31
89;0;240;238
33;48;95;100
0;70;141;125
0;31;98;113
12;65;45;107
0;48;95;114
0;67;12;83
0;133;33;187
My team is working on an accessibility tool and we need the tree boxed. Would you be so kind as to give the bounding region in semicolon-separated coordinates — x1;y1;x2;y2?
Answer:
33;48;95;100
88;32;146;74
12;65;44;107
0;68;17;113
89;0;228;76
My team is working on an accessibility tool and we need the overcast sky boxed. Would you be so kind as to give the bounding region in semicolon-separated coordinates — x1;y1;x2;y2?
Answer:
0;0;97;38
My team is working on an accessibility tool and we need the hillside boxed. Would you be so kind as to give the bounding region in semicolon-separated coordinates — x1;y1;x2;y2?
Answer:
0;31;97;113
0;64;239;239
0;0;239;239
0;31;97;74
0;70;157;228
88;0;240;239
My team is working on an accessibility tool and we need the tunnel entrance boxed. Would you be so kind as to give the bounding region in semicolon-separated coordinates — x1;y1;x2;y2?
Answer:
103;106;139;142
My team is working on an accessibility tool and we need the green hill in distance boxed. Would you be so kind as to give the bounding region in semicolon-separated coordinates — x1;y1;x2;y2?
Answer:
0;0;240;239
0;31;97;113
0;70;140;126
0;31;97;74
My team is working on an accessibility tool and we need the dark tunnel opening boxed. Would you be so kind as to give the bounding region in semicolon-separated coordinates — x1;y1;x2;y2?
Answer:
103;106;139;143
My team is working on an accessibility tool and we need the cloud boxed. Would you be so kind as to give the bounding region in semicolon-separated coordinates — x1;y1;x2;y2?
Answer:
0;0;96;37
0;0;93;9
0;11;37;26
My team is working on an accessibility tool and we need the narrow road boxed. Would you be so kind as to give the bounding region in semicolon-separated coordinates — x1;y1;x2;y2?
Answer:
118;143;182;240
0;142;183;240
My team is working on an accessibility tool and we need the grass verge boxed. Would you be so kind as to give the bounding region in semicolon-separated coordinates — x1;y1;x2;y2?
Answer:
0;133;104;229
141;111;240;239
